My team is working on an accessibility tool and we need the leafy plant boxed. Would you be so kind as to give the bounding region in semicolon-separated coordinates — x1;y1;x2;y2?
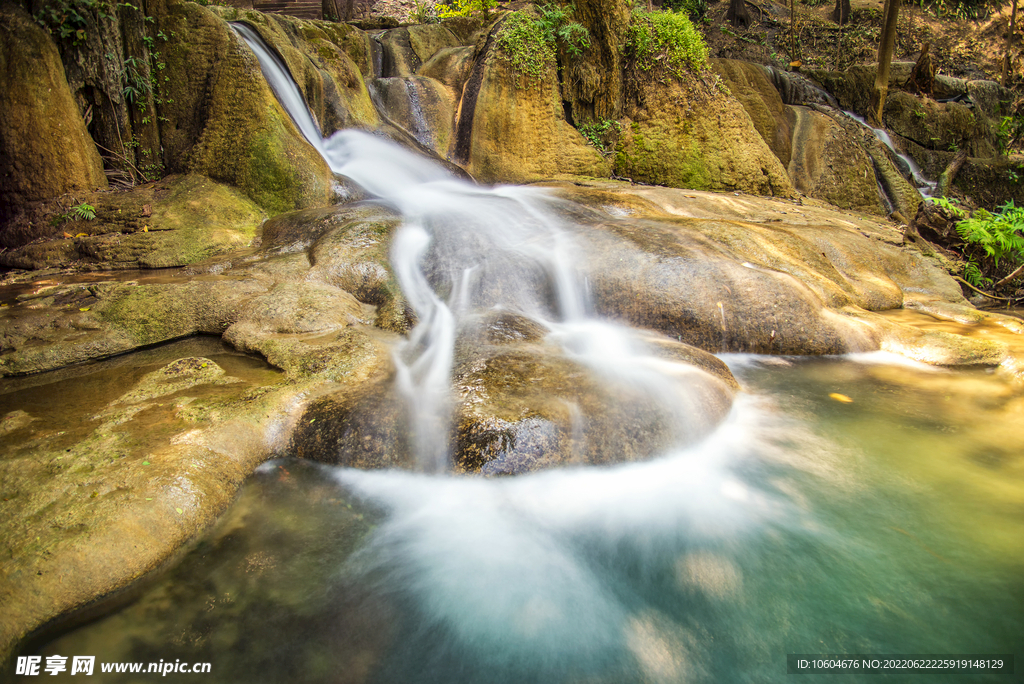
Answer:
495;7;591;83
925;195;966;218
625;8;709;76
536;4;590;56
410;0;440;22
578;118;621;153
955;200;1024;269
71;202;97;220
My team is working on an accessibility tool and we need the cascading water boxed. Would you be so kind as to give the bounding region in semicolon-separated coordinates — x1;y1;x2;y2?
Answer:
234;22;725;470
843;110;938;197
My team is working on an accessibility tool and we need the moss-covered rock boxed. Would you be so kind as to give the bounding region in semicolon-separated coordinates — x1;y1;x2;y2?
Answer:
614;72;793;196
156;2;333;214
0;4;107;239
884;91;997;158
223;280;394;382
0;175;266;271
712;58;793;167
214;10;380;135
371;76;456;157
454;18;610;183
786;106;881;214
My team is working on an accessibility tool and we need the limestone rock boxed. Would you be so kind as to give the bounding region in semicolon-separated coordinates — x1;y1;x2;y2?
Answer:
0;4;107;237
713;59;793;166
156;2;333;214
615;71;794;197
454;22;610;183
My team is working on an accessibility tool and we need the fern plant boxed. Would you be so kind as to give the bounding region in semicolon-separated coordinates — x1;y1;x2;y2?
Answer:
954;200;1024;269
71;202;97;221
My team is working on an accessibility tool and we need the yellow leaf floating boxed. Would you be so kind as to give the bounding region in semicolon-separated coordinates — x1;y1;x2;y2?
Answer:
829;393;853;403
79;306;90;312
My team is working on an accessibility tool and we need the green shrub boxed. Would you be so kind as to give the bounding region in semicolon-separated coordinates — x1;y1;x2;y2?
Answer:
435;0;494;18
928;197;1024;287
955;200;1024;269
626;8;709;76
495;11;556;81
495;7;591;82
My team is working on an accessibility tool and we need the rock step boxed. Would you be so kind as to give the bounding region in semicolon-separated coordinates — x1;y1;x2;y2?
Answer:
253;0;322;19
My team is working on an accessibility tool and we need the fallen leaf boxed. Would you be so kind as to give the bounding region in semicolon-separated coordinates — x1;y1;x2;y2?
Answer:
63;232;73;239
142;461;151;466
75;233;88;238
79;307;90;312
142;226;149;232
829;393;853;403
175;507;183;514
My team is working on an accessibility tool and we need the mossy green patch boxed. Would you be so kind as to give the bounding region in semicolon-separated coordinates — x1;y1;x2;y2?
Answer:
626;9;709;76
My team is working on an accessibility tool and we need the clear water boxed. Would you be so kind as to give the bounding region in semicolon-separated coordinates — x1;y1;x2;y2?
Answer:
24;354;1023;683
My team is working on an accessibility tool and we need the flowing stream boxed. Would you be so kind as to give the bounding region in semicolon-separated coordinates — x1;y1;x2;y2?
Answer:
842;110;938;197
13;26;1020;684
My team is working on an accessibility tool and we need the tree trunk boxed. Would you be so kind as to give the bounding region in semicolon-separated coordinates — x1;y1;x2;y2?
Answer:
869;0;901;126
1003;0;1018;87
726;0;749;26
831;0;850;25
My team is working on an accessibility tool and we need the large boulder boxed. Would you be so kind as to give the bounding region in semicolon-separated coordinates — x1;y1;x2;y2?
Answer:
0;4;107;242
453;16;611;183
614;69;794;196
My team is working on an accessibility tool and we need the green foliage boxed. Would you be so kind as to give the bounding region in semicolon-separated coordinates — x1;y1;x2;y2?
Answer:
495;11;556;81
410;0;440;22
495;7;591;82
578;118;620;153
435;0;495;18
536;4;590;56
926;195;966;219
625;9;709;76
71;202;97;220
954;200;1024;269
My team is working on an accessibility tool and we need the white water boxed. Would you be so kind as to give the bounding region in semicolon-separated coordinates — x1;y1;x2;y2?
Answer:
843;110;938;197
235;22;728;471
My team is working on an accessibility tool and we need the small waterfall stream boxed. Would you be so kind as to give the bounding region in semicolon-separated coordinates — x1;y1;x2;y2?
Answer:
843;110;938;197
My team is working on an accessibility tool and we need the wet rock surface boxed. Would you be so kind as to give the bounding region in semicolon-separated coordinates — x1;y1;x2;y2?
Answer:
3;161;1024;668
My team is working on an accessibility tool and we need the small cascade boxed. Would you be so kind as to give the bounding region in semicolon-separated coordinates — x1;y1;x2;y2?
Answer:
231;22;327;156
843;110;937;197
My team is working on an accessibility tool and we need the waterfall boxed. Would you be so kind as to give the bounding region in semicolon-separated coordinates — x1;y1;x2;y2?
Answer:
234;22;724;471
842;110;938;197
